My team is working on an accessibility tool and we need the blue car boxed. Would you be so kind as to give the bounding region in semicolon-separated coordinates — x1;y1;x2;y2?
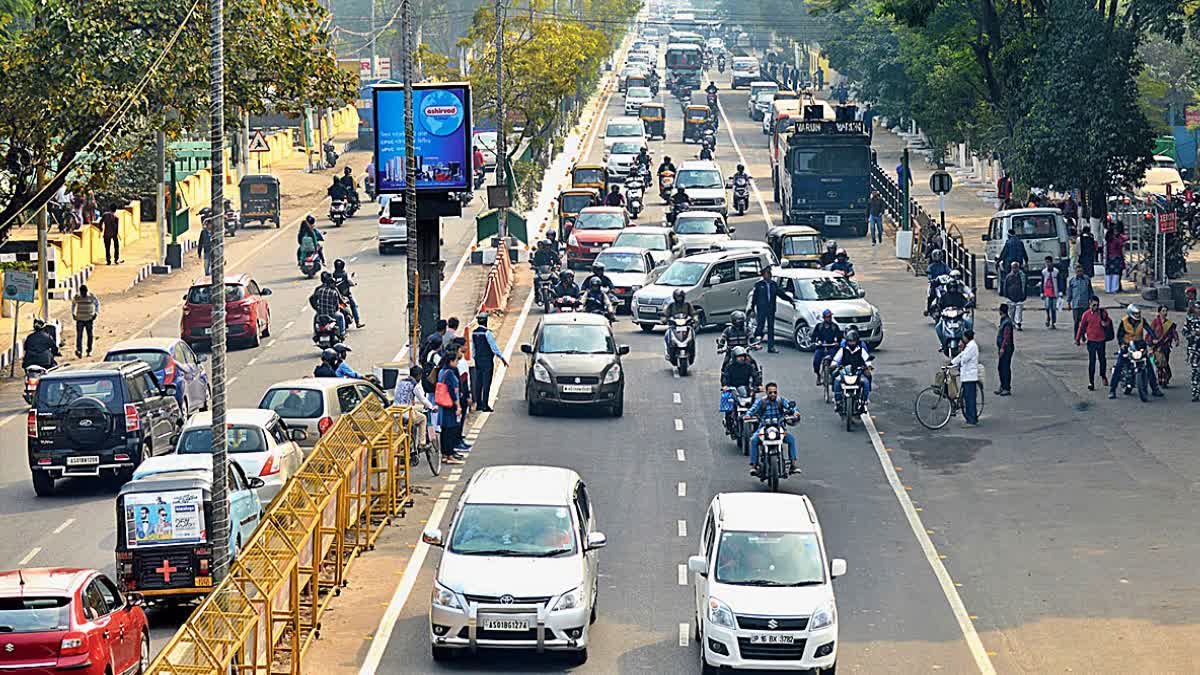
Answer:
105;338;210;417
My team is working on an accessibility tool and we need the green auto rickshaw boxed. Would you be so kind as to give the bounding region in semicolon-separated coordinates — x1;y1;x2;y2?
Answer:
639;103;666;140
238;174;280;228
683;105;711;143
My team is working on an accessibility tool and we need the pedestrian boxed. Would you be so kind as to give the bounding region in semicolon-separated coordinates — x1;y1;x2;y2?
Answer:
449;337;473;418
71;284;99;358
471;312;508;412
1109;304;1164;399
100;207;120;265
1183;288;1200;401
995;303;1015;395
896;162;912;192
83;191;98;224
1104;224;1128;293
1150;305;1179;387
1075;296;1111;390
951;328;980;426
996;173;1013;210
420;319;448;366
867;191;885;245
1002;261;1027;330
1078;225;1098;279
999;228;1028;273
198;219;213;276
816;66;824;89
750;267;792;353
435;350;466;464
1040;256;1060;329
420;333;444;395
1066;263;1094;334
446;316;461;342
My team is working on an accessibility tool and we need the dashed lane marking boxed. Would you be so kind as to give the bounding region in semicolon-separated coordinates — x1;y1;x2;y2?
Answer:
678;623;690;647
676;448;686;462
677;520;687;537
673;392;681;404
677;481;686;497
284;320;296;330
17;548;41;566
674;418;684;431
53;519;74;535
678;564;688;586
247;357;259;366
266;339;277;348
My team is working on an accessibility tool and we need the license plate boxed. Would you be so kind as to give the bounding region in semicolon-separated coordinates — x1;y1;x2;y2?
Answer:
66;456;99;466
482;617;530;631
824;215;841;226
749;633;795;644
562;384;593;393
195;576;212;587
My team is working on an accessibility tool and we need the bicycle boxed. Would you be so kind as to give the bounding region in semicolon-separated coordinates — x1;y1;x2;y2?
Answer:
814;344;838;404
913;365;985;430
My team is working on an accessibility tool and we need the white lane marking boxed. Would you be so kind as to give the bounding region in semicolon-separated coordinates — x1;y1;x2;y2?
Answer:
678;622;690;647
678;564;688;586
53;519;75;535
673;392;681;404
360;497;451;675
284;320;296;330
449;468;464;476
862;414;996;675
266;339;277;348
446;474;461;483
17;548;41;566
674;418;684;431
349;256;358;263
439;489;454;499
676;448;686;462
247;357;259;366
677;481;686;497
677;520;687;537
0;415;17;429
228;376;238;385
716;100;774;227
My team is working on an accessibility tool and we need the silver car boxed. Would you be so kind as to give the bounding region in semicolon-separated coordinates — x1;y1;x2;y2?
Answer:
593;246;663;309
632;249;773;330
612;225;683;267
747;267;884;349
257;377;390;449
174;408;306;506
424;465;606;665
673;210;733;256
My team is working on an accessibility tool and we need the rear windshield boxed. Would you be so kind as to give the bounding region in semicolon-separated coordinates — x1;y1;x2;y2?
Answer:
105;350;169;371
177;426;268;454
562;194;594;212
627;87;652;99
36;376;123;412
606;122;643;138
259;388;324;418
676;216;723;234
614;232;666;250
575;212;625;230
186;284;247;305
595;251;647;273
0;597;71;633
1009;214;1059;238
782;236;821;256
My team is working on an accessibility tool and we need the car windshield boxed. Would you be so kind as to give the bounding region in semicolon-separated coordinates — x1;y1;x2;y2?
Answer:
449;504;578;556
562;194;594;212
538;324;613;354
606;122;643;137
787;146;870;174
733;58;756;68
627;87;652;99
574;168;604;183
715;531;825;586
1009;214;1059;238
187;284;247;305
575;212;625;230
755;93;776;105
614;232;666;250
595;252;647;273
178;425;268;454
676;217;722;235
105;350;169;371
36;376;123;412
259;388;324;418
657;260;707;286
794;276;859;301
0;597;71;633
782;236;821;256
676;169;722;190
610;142;642;155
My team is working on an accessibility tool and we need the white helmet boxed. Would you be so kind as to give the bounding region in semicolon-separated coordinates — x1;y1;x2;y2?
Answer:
1126;304;1140;319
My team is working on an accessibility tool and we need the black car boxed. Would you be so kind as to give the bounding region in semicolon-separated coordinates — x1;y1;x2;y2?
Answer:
28;362;183;496
521;313;629;417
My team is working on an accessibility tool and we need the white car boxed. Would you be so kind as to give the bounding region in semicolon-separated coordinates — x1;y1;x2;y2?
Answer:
624;86;653;116
605;140;646;180
174;408;306;506
748;267;884;350
673;210;733;256
377;196;408;254
626;52;652;69
730;57;759;89
748;91;775;121
472;130;498;170
257;377;390;448
424;465;606;665
675;159;727;216
689;492;845;673
603;116;647;152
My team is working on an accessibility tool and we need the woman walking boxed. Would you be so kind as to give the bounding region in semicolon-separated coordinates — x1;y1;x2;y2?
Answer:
1104;224;1128;293
1150;305;1179;387
1075;296;1112;391
435;350;466;465
1183;288;1200;402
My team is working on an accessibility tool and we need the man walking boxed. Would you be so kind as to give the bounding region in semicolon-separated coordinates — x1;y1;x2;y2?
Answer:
1075;296;1111;390
868;191;885;245
750;267;791;353
71;285;100;358
951;328;980;426
996;303;1015;396
1066;263;1093;334
470;312;508;412
1040;256;1060;329
1002;261;1027;330
101;207;120;265
198;220;213;276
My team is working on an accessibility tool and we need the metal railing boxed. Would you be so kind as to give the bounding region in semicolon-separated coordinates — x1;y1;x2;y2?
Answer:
147;396;412;675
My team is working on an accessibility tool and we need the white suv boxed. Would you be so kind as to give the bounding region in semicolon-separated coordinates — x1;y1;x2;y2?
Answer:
688;492;845;673
424;465;606;665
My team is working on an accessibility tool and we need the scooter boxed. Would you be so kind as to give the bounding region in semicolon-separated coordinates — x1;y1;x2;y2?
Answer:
625;178;644;220
329;200;347;227
836;365;865;431
701;129;717;154
223;208;240;237
473;167;486;190
732;176;750;216
323;141;338;168
312;314;343;349
300;252;322;279
747;414;798;492
23;364;46;405
534;265;558;313
665;313;695;375
718;56;726;73
658;171;675;203
364;175;377;200
937;305;968;357
553;295;582;313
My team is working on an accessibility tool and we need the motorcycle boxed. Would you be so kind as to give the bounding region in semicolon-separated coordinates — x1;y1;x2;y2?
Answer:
1121;342;1153;402
701;129;717;153
223;208;240;237
553;295;582;313
329;200;347;227
718;57;726;73
658;171;676;203
300;251;322;279
312;314;343;349
732;176;750;216
625;178;644;219
473;166;486;190
706;91;718;109
721;386;757;456
23;364;46;405
637;163;652;189
665;313;695;376
364;175;377;200
667;199;688;226
937;305;968;357
836;365;865;431
747;414;798;491
534;265;558;313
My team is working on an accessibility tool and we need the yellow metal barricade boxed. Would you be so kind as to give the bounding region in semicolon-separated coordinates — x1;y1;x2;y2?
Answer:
147;397;413;675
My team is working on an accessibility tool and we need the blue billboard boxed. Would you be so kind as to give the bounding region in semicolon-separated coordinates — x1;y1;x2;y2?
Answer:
373;83;472;193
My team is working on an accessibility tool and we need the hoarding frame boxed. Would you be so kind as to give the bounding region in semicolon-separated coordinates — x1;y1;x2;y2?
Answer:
372;81;473;195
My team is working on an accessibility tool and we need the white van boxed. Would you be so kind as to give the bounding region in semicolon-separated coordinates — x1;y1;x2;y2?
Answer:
981;208;1070;291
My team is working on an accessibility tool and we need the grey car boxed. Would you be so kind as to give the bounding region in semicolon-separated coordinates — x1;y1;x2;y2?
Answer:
521;313;629;417
673;210;734;256
632;249;773;331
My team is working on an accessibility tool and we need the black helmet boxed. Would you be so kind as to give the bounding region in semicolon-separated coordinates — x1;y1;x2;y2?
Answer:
334;258;346;270
845;328;860;343
737;164;745;173
673;288;686;302
321;348;339;364
559;270;573;284
836;250;848;259
343;166;352;175
320;271;334;284
332;343;352;354
663;155;672;164
305;214;316;226
731;310;746;327
590;277;602;289
547;230;558;241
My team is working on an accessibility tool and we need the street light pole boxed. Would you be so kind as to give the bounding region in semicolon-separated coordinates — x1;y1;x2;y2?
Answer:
494;0;507;241
402;0;419;364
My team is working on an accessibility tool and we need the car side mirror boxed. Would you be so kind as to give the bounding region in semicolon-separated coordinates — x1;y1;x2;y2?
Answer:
247;477;266;489
725;178;733;189
163;384;178;397
520;343;533;354
708;275;722;286
618;344;631;355
585;532;608;551
687;555;708;577
126;592;145;609
260;288;273;296
422;527;445;548
831;558;847;578
857;288;866;298
981;234;990;241
779;259;791;269
290;428;308;442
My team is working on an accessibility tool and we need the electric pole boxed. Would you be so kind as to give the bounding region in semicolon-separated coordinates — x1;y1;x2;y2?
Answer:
494;0;507;241
370;0;378;79
402;0;420;363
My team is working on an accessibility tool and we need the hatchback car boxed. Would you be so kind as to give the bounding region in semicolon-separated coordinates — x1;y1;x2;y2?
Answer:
633;250;773;331
0;568;149;675
257;377;390;448
104;338;209;418
377;196;409;254
180;273;272;349
605;140;647;181
748;91;776;121
175;408;306;505
673;210;734;256
603;116;646;152
688;493;845;673
521;313;629;417
748;267;883;350
730;57;759;88
612;225;682;266
472;130;498;171
592;247;662;310
423;465;606;665
675;160;727;216
624;86;653;116
566;207;629;268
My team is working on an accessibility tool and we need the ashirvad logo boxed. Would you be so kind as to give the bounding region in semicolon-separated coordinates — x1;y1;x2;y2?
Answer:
420;89;465;136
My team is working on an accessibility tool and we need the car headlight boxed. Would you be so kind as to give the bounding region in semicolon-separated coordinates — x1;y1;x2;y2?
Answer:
630;285;642;293
552;587;582;612
431;582;462;610
603;364;622;384
809;601;836;630
714;197;725;205
533;363;552;383
707;597;735;628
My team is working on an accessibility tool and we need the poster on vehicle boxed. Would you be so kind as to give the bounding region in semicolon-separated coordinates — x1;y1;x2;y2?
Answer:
372;83;473;194
123;490;205;548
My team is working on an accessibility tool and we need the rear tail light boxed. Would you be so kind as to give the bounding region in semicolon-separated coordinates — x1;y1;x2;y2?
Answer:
380;216;393;224
317;416;333;435
162;357;177;385
27;410;37;438
60;632;88;656
259;453;280;476
199;558;209;572
124;404;141;432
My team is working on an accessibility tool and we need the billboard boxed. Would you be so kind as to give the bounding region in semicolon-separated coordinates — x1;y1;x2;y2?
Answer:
123;490;205;548
373;83;473;194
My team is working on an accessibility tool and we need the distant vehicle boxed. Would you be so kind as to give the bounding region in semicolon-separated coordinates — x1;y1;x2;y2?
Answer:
675;160;728;217
521;313;629;416
175;408;307;505
258;377;390;449
748;91;776;121
377;195;409;254
624;86;654;116
730;56;760;89
180;273;273;349
605;140;648;181
612;225;683;266
603;117;647;152
104;337;209;418
776;103;871;236
665;42;703;90
472;130;498;170
632;249;775;331
981;208;1070;292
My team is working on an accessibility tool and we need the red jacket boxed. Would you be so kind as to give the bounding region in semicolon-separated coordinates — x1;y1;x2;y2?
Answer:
1076;308;1110;343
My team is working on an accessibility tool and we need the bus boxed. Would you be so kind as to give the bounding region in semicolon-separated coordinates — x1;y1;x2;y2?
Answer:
665;42;703;89
775;103;872;236
670;12;697;33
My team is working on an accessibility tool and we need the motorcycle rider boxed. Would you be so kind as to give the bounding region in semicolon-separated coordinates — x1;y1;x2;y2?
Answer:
297;214;325;265
657;155;676;177
582;261;614;293
718;310;752;367
331;343;362;378
532;238;561;268
831;329;874;411
636;147;652;171
582;277;614;317
21;320;60;369
1110;304;1165;399
669;188;690;224
698;143;714;161
745;382;800;476
309;271;347;335
718;53;726;71
332;259;365;328
604;184;624;207
819;240;838;267
925;249;951;315
339;166;359;210
553;270;581;301
828;249;855;277
721;345;762;434
934;272;975;353
313;348;340;377
327;175;348;204
810;309;844;384
663;288;697;347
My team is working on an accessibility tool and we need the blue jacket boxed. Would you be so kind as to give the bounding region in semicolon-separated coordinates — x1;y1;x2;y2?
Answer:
750;279;790;315
746;395;796;428
927;261;950;281
1000;236;1028;268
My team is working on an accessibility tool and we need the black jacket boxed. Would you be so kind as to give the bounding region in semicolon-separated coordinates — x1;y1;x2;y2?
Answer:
721;359;761;388
314;363;338;377
22;331;58;368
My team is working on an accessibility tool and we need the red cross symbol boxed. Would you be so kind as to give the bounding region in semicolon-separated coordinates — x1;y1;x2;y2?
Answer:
155;560;178;583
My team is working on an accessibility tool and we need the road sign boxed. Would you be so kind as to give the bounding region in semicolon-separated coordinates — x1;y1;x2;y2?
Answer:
248;130;270;153
1158;211;1177;234
929;170;953;195
3;269;35;303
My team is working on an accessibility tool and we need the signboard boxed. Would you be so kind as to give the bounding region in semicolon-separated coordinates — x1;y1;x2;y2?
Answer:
248;130;270;153
373;83;473;194
358;57;393;81
929;170;953;195
788;120;866;136
123;489;205;548
1158;211;1177;234
1186;106;1200;130
3;269;35;303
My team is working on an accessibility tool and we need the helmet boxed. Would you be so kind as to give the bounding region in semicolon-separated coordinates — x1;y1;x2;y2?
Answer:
931;249;945;262
320;271;334;285
477;311;489;325
673;289;686;302
731;346;748;358
305;214;316;226
538;239;549;249
731;310;746;327
663;156;671;164
592;262;605;275
32;318;46;331
826;240;837;251
949;269;962;280
590;277;602;289
845;328;861;343
1127;304;1140;318
332;343;352;354
334;258;346;270
559;270;573;284
837;248;848;258
321;348;339;364
343;166;352;175
547;230;558;241
736;164;745;173
821;309;833;319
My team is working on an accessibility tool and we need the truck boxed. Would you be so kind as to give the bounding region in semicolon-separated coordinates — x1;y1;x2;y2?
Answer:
665;42;703;90
775;105;872;236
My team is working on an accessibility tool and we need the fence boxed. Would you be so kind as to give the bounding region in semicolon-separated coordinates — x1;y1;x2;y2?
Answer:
147;396;412;675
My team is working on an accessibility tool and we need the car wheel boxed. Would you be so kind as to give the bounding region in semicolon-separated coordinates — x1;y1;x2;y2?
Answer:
699;635;718;674
31;471;55;497
136;631;150;674
527;385;541;416
590;591;598;625
248;321;261;348
262;316;271;338
638;322;655;332
431;645;454;662
793;321;813;351
611;394;624;418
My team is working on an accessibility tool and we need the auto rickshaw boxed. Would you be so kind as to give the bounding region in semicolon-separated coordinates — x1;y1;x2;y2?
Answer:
683;105;711;143
767;225;824;268
558;188;600;238
238;174;281;227
639;103;666;140
571;163;607;192
625;74;648;92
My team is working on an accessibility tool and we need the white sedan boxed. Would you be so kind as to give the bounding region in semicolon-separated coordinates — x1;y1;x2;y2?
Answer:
174;408;307;506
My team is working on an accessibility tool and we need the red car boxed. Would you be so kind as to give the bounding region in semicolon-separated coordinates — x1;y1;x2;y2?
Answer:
180;273;273;349
566;206;630;268
0;567;149;674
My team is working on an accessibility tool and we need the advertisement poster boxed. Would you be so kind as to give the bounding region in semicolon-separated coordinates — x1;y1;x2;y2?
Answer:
373;83;473;193
124;490;205;548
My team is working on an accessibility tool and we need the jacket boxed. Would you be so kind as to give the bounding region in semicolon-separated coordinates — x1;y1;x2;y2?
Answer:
1078;233;1097;266
721;359;761;388
750;279;790;315
1040;267;1059;298
1002;271;1027;303
1000;236;1028;268
1117;317;1154;346
22;331;58;368
997;316;1015;352
1066;275;1093;309
71;295;99;322
1076;308;1110;343
310;285;342;318
951;340;980;382
810;321;843;347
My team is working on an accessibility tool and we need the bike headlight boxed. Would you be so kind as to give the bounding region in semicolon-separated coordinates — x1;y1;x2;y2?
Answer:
707;597;736;628
809;601;836;630
552;587;582;612
603;363;622;384
765;426;779;441
431;582;462;610
533;363;552;383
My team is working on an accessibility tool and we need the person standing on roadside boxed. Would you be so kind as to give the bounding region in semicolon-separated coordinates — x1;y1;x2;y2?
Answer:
1075;296;1112;390
198;219;213;276
71;285;100;358
1040;256;1060;329
1104;225;1128;293
995;303;1015;396
1150;305;1179;387
1002;261;1027;330
1066;264;1093;334
999;229;1028;275
101;207;120;265
436;350;466;465
471;313;508;413
951;328;980;426
867;191;885;245
446;316;461;343
1078;225;1098;280
1183;288;1200;401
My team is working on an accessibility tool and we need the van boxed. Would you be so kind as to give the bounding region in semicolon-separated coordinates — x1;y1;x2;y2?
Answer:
631;250;773;331
730;57;759;89
982;208;1070;291
748;81;779;101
